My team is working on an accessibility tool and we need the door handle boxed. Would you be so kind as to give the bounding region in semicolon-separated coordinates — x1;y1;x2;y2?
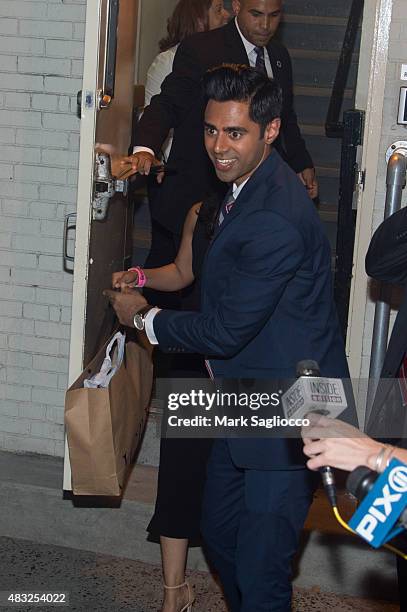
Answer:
63;212;77;272
76;90;82;118
98;0;119;111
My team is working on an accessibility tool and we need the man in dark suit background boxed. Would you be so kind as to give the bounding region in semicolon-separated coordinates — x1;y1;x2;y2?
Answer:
107;65;353;611
365;206;407;610
126;0;317;291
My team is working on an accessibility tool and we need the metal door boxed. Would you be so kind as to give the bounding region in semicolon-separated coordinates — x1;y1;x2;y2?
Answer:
63;0;139;491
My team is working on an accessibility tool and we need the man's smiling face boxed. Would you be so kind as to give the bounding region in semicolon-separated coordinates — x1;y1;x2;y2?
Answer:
204;98;280;185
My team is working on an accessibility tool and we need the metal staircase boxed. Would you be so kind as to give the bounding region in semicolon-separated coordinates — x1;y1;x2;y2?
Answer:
277;0;362;251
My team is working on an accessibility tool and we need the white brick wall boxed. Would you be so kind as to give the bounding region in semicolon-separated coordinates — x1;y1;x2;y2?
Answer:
0;0;85;456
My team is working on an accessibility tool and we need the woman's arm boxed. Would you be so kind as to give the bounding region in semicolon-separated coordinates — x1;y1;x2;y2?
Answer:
112;203;201;292
145;49;175;107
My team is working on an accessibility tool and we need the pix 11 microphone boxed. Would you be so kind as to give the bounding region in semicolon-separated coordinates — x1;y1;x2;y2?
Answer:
348;460;407;548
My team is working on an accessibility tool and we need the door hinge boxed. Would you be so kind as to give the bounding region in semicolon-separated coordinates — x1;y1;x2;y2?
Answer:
355;167;366;191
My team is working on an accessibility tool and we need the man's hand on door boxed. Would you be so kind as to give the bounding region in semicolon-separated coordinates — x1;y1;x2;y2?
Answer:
103;287;148;328
117;151;165;183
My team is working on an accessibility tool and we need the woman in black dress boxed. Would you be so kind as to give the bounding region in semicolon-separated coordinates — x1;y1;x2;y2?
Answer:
112;195;220;612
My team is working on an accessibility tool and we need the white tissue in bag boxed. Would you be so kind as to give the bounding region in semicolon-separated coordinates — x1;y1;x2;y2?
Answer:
84;331;126;389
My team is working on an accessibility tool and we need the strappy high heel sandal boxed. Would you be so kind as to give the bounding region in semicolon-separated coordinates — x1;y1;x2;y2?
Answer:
163;580;195;612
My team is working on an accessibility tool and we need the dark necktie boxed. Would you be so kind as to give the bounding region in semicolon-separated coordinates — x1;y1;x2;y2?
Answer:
254;46;267;76
218;192;235;226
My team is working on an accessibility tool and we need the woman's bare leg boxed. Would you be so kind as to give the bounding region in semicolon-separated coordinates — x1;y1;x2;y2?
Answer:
161;536;190;611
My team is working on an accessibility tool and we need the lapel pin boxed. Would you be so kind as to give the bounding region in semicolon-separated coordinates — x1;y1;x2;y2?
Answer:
277;60;282;68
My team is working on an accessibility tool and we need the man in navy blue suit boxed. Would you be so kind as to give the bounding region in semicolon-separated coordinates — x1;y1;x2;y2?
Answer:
106;65;354;611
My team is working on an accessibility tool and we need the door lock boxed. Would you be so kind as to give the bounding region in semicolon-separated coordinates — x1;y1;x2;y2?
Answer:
92;153;128;221
97;90;112;110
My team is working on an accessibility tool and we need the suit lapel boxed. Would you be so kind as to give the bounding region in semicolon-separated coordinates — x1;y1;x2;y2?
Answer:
208;154;275;247
200;155;276;308
212;199;242;241
223;19;250;66
266;42;285;82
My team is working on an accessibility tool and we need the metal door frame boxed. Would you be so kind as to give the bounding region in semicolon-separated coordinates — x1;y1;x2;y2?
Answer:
346;0;394;387
63;0;101;490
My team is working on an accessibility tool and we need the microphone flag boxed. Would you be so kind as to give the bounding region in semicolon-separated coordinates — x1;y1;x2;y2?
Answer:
349;459;407;548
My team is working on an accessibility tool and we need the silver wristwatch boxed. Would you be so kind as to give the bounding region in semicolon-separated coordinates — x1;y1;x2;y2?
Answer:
133;305;153;331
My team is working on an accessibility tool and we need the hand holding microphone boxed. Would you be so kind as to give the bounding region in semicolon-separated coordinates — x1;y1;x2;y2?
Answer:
302;414;382;472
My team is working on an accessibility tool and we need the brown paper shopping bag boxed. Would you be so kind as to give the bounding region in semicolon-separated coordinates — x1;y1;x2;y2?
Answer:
65;332;153;496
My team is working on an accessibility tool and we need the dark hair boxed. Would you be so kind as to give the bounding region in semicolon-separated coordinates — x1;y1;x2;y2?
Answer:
203;64;282;135
159;0;212;52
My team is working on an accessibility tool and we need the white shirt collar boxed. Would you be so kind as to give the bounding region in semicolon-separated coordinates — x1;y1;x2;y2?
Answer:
232;151;272;200
232;177;250;199
234;16;257;56
234;17;273;78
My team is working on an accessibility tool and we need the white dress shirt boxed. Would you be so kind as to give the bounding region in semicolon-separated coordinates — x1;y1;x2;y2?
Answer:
143;45;178;161
144;46;178;106
144;178;250;345
234;17;273;79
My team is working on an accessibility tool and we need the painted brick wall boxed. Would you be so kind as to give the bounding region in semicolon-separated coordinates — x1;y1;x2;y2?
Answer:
360;0;407;380
0;0;85;456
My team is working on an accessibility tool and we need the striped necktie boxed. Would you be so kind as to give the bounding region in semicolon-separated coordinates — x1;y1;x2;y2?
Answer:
254;46;267;76
218;192;235;226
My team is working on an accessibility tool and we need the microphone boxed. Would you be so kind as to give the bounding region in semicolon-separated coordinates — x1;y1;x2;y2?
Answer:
281;360;348;421
348;461;407;547
283;360;348;507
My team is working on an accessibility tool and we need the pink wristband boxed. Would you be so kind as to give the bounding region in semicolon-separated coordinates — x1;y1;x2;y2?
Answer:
128;266;146;288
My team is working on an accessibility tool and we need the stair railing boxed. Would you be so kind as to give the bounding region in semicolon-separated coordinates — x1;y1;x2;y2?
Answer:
325;0;365;138
328;0;365;338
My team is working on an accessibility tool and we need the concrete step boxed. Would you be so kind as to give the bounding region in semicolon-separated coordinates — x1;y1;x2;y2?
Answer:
291;51;358;89
318;203;338;224
277;22;360;53
283;0;354;18
294;85;353;98
0;449;398;601
322;218;338;254
295;92;354;126
303;132;342;169
284;13;348;27
317;175;340;209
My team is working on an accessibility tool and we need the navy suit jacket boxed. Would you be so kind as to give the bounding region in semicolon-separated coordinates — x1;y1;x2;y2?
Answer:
135;19;313;235
154;152;353;469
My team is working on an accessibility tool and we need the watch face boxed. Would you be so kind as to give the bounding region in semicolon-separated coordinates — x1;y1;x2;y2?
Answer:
133;313;144;331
